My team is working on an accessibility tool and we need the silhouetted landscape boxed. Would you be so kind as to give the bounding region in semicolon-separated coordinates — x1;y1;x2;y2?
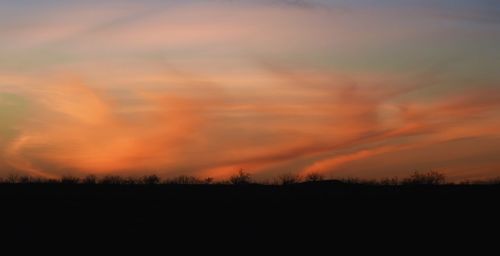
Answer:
3;0;500;252
1;171;499;249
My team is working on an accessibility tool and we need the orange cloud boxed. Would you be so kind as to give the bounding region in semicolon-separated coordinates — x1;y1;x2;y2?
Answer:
2;67;500;180
302;145;408;175
4;76;208;176
2;1;500;181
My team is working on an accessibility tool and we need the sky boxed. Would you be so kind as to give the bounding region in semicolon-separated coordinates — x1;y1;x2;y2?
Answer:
0;0;500;181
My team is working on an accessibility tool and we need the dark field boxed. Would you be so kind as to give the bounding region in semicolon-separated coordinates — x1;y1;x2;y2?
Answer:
1;180;499;250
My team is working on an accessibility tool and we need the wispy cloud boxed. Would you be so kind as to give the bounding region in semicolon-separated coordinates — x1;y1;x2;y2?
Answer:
1;0;499;180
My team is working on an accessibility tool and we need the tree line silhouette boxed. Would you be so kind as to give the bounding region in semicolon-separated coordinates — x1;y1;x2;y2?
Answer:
0;170;497;186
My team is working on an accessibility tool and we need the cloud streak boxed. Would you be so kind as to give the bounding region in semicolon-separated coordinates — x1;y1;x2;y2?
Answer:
3;68;499;181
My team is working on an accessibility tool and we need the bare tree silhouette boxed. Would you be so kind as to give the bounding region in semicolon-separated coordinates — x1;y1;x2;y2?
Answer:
277;173;302;185
229;169;252;185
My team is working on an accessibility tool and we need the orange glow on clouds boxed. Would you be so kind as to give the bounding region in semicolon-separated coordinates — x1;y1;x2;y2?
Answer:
1;1;500;180
2;71;499;180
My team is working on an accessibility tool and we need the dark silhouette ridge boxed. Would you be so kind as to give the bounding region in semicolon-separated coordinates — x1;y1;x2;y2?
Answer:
0;171;498;250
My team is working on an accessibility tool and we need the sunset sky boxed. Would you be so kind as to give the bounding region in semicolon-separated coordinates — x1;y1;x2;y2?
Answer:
1;0;499;181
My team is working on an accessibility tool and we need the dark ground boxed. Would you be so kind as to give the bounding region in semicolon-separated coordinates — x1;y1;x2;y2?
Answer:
1;182;499;251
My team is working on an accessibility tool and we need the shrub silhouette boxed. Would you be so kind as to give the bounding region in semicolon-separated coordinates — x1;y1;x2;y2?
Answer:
99;175;125;185
141;175;161;185
304;172;325;182
229;169;252;185
168;175;203;185
6;174;20;183
82;175;97;184
0;170;492;186
402;171;446;185
380;177;400;186
487;177;500;185
61;176;80;184
8;175;47;184
277;173;302;185
18;176;32;184
123;177;139;185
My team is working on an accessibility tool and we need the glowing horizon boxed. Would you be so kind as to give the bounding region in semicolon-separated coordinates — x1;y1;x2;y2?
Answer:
1;0;500;181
